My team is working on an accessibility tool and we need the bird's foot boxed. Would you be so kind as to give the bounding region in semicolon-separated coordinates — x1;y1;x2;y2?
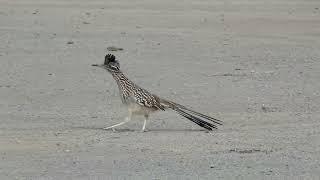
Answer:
103;127;117;132
140;129;149;133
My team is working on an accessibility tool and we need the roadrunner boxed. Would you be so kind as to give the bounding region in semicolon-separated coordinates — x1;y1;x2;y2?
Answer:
92;54;222;132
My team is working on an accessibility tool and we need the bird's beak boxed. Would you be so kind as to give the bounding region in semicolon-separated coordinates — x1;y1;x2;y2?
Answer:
92;64;103;67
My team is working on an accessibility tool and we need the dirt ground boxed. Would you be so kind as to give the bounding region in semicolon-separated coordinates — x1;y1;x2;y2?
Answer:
1;0;320;179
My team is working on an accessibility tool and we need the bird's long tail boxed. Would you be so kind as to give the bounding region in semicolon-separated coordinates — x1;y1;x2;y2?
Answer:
160;99;222;131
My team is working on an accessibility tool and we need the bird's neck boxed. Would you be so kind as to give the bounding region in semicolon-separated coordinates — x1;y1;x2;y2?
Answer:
110;71;135;92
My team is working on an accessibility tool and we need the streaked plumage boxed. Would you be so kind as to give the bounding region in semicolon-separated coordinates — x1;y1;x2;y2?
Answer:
92;54;222;131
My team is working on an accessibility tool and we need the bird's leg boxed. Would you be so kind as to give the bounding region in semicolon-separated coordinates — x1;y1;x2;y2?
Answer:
103;111;132;131
141;114;149;132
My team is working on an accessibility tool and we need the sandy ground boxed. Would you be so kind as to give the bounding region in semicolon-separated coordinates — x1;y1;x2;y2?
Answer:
1;0;320;179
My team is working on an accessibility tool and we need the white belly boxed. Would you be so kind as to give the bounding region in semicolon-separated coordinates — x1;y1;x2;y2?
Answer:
127;103;155;115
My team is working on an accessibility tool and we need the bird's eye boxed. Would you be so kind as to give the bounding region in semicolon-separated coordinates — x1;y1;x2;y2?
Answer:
109;64;119;70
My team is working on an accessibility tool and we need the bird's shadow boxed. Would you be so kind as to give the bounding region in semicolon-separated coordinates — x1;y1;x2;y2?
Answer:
71;126;134;132
71;126;208;133
147;128;208;132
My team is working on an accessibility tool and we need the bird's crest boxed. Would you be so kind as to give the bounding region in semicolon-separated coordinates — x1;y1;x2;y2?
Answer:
105;54;116;65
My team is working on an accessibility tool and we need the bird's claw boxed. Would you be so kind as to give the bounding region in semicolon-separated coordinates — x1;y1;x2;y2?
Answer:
103;127;117;132
140;129;148;133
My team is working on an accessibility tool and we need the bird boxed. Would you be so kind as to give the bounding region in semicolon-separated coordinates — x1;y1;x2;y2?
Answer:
92;54;222;132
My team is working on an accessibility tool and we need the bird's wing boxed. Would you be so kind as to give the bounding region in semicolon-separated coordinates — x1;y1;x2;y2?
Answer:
133;87;165;111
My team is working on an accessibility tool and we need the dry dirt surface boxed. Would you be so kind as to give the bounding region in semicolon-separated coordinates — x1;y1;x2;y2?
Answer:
1;0;320;179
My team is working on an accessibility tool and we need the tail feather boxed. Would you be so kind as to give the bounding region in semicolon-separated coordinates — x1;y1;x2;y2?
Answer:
161;99;222;131
175;105;223;125
174;108;217;130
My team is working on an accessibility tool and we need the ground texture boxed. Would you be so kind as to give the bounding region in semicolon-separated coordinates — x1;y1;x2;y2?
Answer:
1;0;320;179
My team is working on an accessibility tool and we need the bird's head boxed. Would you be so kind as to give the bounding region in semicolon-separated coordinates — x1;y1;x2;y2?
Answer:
92;54;120;72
